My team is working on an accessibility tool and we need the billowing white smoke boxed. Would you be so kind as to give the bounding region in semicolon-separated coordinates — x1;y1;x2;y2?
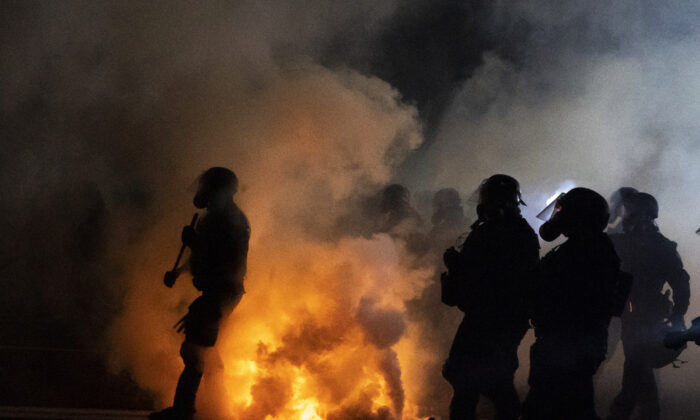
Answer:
400;2;700;417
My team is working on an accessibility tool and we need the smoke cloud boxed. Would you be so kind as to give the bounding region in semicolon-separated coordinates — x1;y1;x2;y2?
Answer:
1;0;427;417
5;1;700;419
399;1;700;417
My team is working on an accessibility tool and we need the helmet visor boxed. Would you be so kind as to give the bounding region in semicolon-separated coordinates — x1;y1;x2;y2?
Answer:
537;192;565;221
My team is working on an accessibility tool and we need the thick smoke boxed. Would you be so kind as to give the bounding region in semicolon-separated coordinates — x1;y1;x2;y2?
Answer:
1;0;427;417
6;1;700;419
400;1;700;417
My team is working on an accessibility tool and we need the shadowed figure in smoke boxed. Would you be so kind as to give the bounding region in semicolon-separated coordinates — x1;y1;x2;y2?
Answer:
606;192;690;420
523;188;630;420
601;187;639;368
150;167;250;420
332;184;425;247
403;188;469;418
441;174;539;420
607;188;639;235
378;184;422;233
378;184;425;239
376;184;428;260
429;188;468;249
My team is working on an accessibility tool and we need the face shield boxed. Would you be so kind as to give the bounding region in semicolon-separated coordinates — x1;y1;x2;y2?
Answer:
191;167;237;209
537;193;565;221
537;192;566;242
193;180;211;209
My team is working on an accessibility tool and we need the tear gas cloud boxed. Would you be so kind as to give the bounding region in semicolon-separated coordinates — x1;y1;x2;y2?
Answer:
403;1;700;416
3;1;700;419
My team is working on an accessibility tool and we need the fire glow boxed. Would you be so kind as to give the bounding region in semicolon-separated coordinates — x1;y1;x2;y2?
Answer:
106;68;450;419
207;235;434;420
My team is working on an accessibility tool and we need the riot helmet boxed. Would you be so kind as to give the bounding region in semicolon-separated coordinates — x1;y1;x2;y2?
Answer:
476;174;525;217
621;192;659;233
193;167;238;209
433;188;461;211
539;187;609;241
608;187;638;224
432;188;464;227
381;184;411;214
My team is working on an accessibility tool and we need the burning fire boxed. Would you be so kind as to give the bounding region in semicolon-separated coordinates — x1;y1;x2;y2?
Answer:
107;68;451;419
209;236;434;420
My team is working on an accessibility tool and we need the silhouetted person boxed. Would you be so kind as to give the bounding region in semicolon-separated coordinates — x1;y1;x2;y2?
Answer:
150;167;250;420
376;183;429;259
429;188;468;248
441;174;539;420
607;187;638;234
377;184;423;233
607;192;689;420
523;188;628;420
603;187;638;370
402;188;468;416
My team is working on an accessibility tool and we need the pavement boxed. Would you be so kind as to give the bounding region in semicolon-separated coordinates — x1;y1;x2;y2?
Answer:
0;407;150;420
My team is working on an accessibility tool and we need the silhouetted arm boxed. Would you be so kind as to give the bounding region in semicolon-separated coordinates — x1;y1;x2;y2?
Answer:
667;245;690;323
669;268;690;319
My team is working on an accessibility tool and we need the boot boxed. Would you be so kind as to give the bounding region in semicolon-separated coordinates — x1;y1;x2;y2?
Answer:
148;406;195;420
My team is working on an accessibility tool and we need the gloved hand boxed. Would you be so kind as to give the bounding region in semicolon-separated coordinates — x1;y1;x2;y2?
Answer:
443;247;460;270
181;225;196;247
669;314;686;332
164;270;178;288
192;276;208;291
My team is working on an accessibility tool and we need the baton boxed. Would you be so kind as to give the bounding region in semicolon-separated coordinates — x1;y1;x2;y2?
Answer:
164;212;198;288
173;212;199;271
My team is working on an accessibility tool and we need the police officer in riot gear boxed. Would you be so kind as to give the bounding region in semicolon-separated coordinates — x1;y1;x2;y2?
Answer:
150;167;250;420
429;188;468;249
523;188;628;420
377;184;424;233
602;187;640;368
607;187;638;234
607;192;690;420
441;174;539;420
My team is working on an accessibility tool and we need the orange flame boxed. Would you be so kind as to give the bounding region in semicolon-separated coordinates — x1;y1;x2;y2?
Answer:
204;235;433;420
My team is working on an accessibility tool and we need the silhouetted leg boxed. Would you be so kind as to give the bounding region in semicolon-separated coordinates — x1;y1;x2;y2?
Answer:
566;373;599;420
608;354;643;420
523;340;562;420
636;367;659;420
149;341;203;420
171;341;205;416
522;384;556;420
484;380;520;420
173;365;202;414
450;380;479;420
524;366;598;420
